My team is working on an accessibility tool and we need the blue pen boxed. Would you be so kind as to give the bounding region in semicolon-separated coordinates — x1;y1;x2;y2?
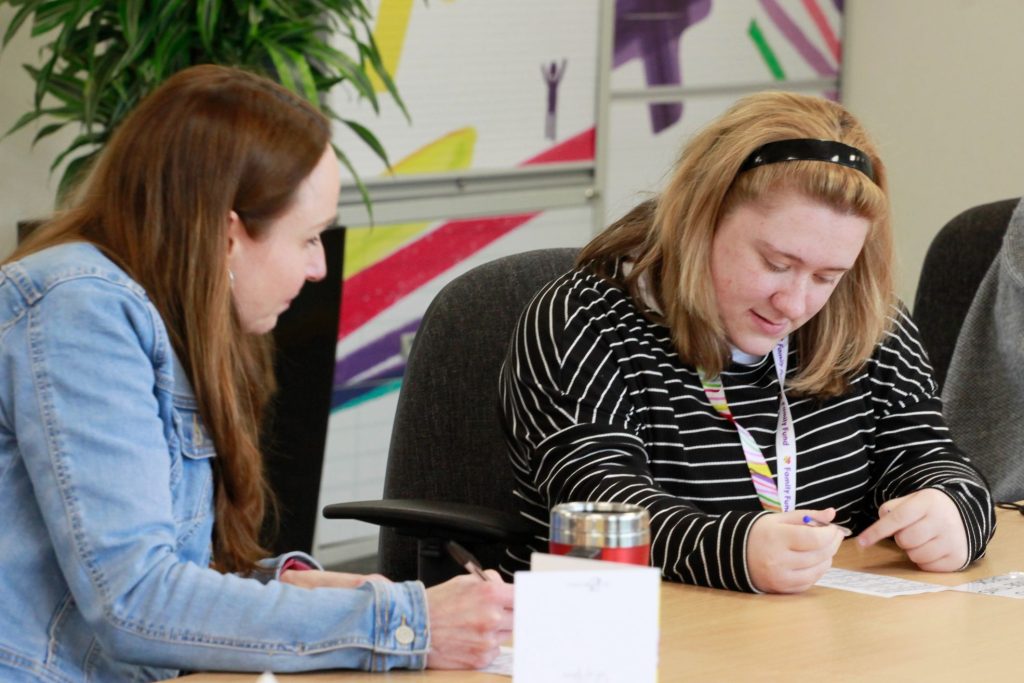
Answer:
802;515;853;537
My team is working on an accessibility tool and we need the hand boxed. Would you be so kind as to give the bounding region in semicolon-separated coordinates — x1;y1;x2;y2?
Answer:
747;508;845;593
425;570;514;669
857;489;968;572
279;569;390;590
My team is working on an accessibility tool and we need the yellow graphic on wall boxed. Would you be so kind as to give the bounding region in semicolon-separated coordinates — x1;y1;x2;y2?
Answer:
344;127;477;278
368;0;415;93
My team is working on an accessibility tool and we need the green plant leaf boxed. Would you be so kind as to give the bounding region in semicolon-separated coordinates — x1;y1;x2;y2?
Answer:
30;0;72;37
303;41;379;111
26;63;86;107
341;118;389;168
260;0;300;21
31;121;68;145
292;49;319;105
359;20;409;122
3;108;47;138
332;142;374;226
57;150;98;205
151;21;189;83
112;11;158;76
119;0;144;46
50;129;104;172
83;46;124;130
3;0;44;48
196;0;221;54
261;39;296;94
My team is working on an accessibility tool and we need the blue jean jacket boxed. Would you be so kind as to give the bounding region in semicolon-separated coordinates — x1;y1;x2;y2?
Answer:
0;243;428;682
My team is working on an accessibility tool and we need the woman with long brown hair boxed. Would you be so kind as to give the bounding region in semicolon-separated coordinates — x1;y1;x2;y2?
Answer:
499;91;994;593
0;65;511;682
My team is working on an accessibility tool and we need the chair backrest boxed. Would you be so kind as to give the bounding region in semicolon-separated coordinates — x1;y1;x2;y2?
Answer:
912;198;1017;391
379;248;578;582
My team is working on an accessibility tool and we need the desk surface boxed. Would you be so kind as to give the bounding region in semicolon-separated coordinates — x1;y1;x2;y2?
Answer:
177;508;1024;682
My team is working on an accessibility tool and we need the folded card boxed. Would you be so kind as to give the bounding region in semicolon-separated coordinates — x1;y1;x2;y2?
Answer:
513;553;660;683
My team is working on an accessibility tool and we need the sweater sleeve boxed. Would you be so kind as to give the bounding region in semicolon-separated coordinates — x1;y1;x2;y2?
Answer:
867;307;996;566
499;274;767;592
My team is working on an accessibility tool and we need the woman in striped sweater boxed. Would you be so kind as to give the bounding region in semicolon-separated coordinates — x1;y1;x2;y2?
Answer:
499;91;994;593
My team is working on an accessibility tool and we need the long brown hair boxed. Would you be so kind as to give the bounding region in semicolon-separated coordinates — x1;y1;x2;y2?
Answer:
7;65;331;573
579;91;893;396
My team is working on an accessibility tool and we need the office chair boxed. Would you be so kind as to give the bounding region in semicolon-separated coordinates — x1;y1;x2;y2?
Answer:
912;198;1017;391
324;247;578;586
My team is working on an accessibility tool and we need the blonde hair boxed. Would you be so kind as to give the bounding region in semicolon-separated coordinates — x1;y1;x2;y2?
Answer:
579;91;893;396
7;65;331;573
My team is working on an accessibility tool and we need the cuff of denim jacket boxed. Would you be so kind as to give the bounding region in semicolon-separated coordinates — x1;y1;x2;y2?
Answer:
250;550;325;584
367;579;430;671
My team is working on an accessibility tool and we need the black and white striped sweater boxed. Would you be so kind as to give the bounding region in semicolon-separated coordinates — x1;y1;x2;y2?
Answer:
497;266;994;591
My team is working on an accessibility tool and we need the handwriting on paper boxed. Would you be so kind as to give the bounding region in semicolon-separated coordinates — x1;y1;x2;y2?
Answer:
815;568;947;597
954;572;1024;598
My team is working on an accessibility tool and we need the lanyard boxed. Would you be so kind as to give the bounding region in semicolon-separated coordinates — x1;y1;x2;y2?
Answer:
698;337;796;512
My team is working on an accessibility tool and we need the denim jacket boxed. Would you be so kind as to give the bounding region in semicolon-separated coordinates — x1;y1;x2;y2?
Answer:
0;243;428;682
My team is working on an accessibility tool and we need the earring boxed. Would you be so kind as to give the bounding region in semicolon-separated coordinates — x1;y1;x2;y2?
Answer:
228;269;235;286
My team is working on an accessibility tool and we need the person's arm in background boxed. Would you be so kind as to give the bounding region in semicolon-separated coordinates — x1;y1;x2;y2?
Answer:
856;307;995;569
12;275;510;673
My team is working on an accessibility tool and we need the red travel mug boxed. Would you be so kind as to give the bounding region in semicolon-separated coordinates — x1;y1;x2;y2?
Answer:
548;502;650;566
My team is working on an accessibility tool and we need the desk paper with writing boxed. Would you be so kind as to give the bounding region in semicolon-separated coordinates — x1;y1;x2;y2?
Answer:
479;646;514;676
954;572;1024;598
512;553;660;683
815;568;948;597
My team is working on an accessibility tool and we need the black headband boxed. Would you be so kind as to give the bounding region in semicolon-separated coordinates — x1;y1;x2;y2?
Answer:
738;138;875;182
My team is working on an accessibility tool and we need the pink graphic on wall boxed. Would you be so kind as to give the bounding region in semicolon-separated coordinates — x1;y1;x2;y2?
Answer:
333;128;596;409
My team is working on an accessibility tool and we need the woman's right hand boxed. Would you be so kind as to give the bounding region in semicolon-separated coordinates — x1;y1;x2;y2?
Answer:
425;570;514;669
747;509;844;593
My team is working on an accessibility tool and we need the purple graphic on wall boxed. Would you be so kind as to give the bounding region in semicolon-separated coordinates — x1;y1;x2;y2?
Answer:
541;59;568;140
614;0;712;134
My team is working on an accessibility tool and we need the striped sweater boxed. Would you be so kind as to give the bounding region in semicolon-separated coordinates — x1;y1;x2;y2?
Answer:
497;266;995;591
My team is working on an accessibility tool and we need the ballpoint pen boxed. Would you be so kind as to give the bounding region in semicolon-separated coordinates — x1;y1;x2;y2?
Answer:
802;515;853;537
445;540;490;581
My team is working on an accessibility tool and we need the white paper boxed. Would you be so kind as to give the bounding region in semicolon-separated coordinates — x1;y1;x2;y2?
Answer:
815;568;948;597
479;645;515;676
513;553;660;683
954;572;1024;598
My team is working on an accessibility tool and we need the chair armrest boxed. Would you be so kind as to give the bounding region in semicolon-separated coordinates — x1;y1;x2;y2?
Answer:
322;499;533;543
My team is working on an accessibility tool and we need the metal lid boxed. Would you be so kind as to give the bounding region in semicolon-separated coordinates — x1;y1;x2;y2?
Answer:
550;501;650;548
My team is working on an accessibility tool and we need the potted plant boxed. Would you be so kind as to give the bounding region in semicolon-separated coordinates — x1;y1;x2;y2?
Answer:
1;0;404;209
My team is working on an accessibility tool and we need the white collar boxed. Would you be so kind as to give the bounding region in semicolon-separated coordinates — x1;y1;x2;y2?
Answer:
729;346;766;365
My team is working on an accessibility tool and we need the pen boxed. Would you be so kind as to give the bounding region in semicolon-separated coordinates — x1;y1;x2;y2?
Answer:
802;515;853;537
445;540;490;581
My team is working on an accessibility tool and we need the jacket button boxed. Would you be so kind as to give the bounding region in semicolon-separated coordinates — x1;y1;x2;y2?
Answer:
395;617;415;646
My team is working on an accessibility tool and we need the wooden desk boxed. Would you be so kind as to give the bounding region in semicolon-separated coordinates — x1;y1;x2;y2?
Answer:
177;508;1024;682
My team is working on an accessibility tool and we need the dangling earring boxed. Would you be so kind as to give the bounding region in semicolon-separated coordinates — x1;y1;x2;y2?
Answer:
228;269;235;287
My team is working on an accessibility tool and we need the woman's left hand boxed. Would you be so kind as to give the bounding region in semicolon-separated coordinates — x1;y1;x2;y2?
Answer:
856;488;968;572
279;569;391;589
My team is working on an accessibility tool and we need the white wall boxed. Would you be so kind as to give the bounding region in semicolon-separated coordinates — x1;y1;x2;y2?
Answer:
0;6;74;258
842;0;1024;304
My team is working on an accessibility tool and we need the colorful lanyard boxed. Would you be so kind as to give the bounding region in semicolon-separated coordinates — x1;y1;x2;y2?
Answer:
698;337;796;512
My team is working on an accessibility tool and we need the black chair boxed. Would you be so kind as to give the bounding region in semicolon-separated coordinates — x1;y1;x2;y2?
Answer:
912;198;1017;391
324;248;577;586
